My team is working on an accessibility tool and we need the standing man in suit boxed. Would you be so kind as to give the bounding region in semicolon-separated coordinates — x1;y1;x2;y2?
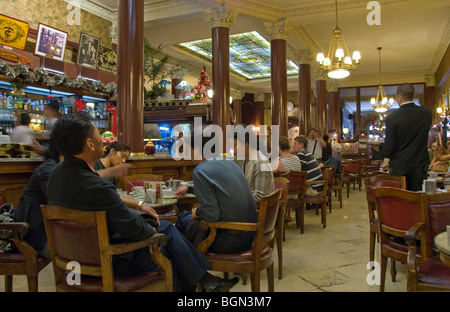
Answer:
376;83;432;191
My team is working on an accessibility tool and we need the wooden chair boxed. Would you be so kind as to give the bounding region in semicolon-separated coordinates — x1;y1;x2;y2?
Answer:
0;189;50;292
196;189;281;292
285;171;307;234
122;174;164;193
274;177;289;280
364;175;406;265
341;163;351;198
41;205;172;292
123;174;177;223
346;161;364;191
373;187;423;292
304;167;333;230
320;165;335;213
405;192;450;292
332;170;344;208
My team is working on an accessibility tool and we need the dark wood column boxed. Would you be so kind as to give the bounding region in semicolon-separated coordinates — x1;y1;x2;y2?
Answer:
296;49;312;135
117;0;144;153
231;90;243;125
315;69;327;136
265;20;289;138
204;7;237;134
328;83;340;133
171;78;182;99
356;87;361;134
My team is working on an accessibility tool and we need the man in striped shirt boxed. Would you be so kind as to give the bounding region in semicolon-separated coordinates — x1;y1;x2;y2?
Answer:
292;135;324;192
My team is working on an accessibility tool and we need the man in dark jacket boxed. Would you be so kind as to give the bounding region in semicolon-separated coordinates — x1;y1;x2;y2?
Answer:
377;83;432;191
47;112;238;292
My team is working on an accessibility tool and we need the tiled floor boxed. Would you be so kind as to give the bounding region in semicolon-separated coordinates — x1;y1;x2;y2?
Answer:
0;185;408;292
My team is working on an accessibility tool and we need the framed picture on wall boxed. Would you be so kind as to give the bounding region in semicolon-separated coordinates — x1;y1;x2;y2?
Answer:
76;32;101;69
96;45;117;74
34;23;68;61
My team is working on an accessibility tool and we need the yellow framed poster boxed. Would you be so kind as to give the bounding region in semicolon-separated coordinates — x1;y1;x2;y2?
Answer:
0;14;29;50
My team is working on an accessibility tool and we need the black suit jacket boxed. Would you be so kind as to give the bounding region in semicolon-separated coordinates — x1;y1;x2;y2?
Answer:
379;102;432;170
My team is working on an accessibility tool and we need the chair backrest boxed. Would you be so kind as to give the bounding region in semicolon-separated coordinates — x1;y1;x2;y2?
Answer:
373;187;423;240
0;189;6;205
255;189;281;246
320;166;334;191
123;174;163;193
41;205;114;290
421;192;450;258
364;174;406;197
286;171;307;196
274;177;289;205
347;161;362;174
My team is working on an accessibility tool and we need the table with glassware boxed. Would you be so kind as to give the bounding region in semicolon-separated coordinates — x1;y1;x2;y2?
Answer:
434;231;450;267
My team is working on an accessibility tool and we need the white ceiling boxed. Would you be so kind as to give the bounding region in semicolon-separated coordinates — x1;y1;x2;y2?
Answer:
80;0;449;95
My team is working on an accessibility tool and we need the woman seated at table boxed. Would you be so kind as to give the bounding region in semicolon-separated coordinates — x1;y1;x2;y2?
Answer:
272;136;302;173
430;144;450;172
94;140;158;223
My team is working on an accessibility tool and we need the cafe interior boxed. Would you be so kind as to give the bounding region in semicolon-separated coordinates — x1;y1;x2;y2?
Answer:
0;0;449;293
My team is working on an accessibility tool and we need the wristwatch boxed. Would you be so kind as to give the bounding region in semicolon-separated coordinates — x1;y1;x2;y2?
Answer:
137;201;144;210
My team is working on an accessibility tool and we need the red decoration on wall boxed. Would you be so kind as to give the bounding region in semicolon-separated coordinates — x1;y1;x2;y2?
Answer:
74;98;86;111
106;100;117;135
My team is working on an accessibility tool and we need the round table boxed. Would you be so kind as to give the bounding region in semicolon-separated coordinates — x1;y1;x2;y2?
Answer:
434;232;450;267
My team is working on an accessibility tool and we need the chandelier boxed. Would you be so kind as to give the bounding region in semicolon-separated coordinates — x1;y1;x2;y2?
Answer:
371;47;394;113
316;0;361;79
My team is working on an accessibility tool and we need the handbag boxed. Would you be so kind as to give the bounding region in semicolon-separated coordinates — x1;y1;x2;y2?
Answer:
0;203;16;253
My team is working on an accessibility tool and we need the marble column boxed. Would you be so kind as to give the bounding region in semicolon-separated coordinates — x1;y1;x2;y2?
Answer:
314;68;328;136
117;0;145;153
204;6;237;133
264;20;289;138
295;49;312;135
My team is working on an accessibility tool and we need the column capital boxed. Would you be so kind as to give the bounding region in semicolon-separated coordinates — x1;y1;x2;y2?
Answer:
230;89;243;100
425;75;435;87
263;19;290;41
255;92;265;102
327;81;339;93
313;68;327;81
203;6;237;29
294;49;313;65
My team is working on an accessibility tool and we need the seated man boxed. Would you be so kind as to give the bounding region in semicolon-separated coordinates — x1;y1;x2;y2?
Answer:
47;112;238;292
292;135;324;193
13;143;61;260
176;130;257;254
324;143;343;176
233;130;274;204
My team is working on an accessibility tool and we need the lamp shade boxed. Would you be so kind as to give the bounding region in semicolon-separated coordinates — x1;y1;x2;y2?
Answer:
175;80;192;90
143;123;162;141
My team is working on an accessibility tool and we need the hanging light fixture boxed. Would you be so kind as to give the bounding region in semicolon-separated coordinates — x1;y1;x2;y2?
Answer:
371;47;394;113
316;0;361;79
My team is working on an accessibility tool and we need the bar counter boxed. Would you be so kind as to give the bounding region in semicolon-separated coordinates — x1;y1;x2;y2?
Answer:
0;155;201;206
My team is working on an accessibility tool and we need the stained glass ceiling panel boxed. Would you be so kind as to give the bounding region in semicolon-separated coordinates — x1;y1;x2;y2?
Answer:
178;31;298;80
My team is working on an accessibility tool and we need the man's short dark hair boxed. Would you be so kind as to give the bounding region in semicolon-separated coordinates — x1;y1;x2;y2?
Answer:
20;112;31;126
48;99;60;111
396;83;415;101
51;112;94;157
294;135;308;148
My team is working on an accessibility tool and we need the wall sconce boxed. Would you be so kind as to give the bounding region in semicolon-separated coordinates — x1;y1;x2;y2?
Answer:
437;107;443;114
343;127;349;134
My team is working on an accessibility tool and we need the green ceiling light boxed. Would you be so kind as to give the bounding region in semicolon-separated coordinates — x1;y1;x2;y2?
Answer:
178;31;298;80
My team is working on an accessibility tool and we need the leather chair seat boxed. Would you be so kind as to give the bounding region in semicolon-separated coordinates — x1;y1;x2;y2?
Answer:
206;242;271;262
0;252;25;263
417;258;450;288
59;270;164;292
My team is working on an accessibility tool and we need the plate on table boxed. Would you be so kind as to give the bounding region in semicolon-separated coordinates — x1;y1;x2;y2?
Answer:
164;194;176;199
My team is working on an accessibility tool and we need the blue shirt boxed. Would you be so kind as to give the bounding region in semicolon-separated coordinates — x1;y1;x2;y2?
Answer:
193;159;257;224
